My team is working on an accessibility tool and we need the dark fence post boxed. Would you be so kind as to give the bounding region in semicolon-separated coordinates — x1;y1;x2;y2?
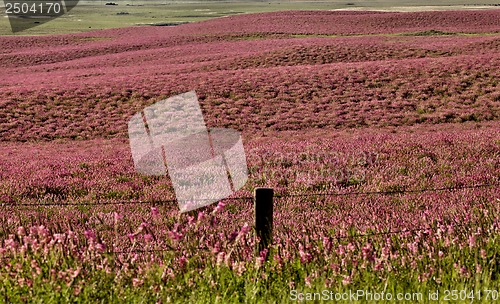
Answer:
254;187;274;256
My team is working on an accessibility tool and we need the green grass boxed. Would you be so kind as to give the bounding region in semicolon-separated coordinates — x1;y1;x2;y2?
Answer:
1;0;500;36
1;234;499;303
400;29;458;36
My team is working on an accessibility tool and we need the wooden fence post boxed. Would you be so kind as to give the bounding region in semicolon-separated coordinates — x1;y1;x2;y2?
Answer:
254;187;274;256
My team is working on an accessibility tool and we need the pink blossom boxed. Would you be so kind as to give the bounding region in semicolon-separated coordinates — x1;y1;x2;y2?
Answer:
144;234;153;243
113;212;122;223
239;222;251;236
83;230;96;241
305;276;312;288
213;201;226;214
468;235;476;248
17;226;25;237
132;278;144;287
197;211;206;222
342;275;352;286
95;243;106;253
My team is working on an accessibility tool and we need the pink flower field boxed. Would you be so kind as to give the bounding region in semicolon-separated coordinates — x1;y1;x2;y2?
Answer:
0;9;499;303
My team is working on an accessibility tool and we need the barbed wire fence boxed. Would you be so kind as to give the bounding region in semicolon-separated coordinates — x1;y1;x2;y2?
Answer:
1;182;497;207
0;182;498;256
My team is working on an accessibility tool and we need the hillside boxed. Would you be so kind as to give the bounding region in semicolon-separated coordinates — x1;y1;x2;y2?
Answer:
0;10;499;141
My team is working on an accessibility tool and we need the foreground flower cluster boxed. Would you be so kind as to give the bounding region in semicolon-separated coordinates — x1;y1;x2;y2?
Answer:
1;123;499;301
0;186;498;302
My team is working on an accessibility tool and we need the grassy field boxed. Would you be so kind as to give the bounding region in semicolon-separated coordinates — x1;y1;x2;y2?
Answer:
0;6;499;304
1;0;500;35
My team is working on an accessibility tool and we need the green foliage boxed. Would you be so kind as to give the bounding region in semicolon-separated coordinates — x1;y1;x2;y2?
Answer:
1;236;500;302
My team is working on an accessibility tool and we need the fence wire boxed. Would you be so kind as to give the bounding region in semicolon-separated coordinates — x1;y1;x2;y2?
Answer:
1;182;498;207
0;182;498;257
